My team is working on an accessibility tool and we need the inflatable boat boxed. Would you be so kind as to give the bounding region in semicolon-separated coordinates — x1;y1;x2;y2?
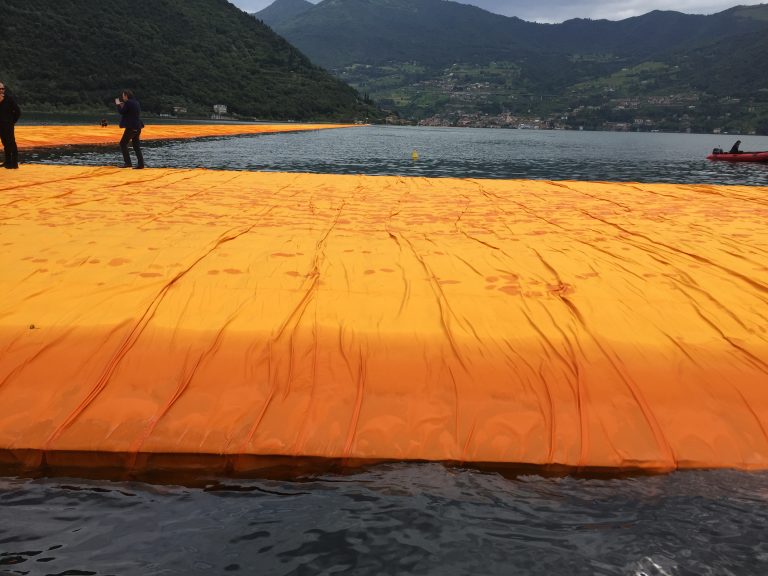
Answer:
707;150;768;162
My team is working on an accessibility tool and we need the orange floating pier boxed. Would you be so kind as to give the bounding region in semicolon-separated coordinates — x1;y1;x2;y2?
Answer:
1;165;768;476
15;123;356;149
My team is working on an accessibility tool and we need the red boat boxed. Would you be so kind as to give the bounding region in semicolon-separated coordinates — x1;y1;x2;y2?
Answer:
707;150;768;162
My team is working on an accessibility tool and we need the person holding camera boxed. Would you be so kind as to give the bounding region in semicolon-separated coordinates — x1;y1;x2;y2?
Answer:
0;81;21;169
116;89;145;169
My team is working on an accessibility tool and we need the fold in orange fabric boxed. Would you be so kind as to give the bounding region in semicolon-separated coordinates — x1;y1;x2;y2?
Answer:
1;165;767;473
15;123;356;149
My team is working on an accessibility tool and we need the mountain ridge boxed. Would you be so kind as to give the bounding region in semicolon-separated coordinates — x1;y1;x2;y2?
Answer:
256;0;768;132
255;0;314;26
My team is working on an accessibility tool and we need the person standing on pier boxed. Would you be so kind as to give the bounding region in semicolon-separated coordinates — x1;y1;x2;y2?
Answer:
0;82;21;169
115;89;145;169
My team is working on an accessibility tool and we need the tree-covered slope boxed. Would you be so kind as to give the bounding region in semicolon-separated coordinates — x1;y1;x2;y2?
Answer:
259;0;545;68
256;0;768;125
0;0;380;120
260;0;768;69
256;0;314;28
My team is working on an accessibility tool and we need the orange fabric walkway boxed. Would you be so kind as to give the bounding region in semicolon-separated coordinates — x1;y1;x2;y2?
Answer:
1;165;768;475
15;123;356;149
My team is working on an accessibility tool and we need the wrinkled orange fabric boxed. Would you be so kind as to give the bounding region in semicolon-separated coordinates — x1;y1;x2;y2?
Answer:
15;123;357;149
1;165;767;474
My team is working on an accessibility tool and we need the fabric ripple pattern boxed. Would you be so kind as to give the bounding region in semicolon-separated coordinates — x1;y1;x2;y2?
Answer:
1;165;767;474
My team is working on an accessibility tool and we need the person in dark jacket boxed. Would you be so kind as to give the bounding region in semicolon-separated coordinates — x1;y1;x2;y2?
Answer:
0;82;21;169
729;140;742;154
116;89;145;169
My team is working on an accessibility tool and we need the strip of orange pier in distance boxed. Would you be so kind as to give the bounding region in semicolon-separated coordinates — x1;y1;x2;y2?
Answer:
15;123;358;149
1;165;768;475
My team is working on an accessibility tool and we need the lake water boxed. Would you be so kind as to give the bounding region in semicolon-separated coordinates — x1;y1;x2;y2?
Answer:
3;465;768;576
4;125;768;575
25;125;768;185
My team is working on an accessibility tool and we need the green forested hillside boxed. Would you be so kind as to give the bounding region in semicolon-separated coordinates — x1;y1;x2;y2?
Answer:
256;0;313;26
0;0;380;121
261;0;543;68
258;0;768;131
260;0;768;70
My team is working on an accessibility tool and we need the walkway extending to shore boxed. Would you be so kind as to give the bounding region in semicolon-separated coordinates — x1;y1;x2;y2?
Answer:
15;123;357;149
2;165;767;476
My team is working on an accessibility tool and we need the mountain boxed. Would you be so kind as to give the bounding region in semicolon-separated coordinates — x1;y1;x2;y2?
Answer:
0;0;380;121
258;0;768;68
256;0;314;28
259;0;544;68
256;0;768;132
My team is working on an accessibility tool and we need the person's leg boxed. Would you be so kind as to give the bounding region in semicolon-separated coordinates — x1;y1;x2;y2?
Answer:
119;129;134;167
131;129;144;168
0;123;10;168
7;124;19;168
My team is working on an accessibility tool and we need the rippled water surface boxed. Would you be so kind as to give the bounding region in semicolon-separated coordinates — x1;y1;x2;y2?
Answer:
28;125;768;185
3;465;768;576
7;125;768;575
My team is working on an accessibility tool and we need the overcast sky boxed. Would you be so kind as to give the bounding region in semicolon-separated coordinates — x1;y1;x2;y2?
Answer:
233;0;765;22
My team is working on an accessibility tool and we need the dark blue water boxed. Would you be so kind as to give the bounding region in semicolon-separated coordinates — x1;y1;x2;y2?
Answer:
27;125;768;185
3;464;768;576
6;126;768;575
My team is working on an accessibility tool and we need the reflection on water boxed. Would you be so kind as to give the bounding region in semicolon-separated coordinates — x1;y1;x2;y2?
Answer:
27;125;768;185
2;464;768;575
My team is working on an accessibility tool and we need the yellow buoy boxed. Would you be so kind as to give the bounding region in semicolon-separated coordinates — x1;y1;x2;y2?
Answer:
411;149;420;161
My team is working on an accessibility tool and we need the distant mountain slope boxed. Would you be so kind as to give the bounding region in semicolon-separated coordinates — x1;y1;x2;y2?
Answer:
673;27;768;96
258;0;543;68
256;0;314;28
256;0;768;128
0;0;379;120
259;0;768;67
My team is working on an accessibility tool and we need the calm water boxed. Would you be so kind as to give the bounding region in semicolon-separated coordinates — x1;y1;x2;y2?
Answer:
3;465;768;576
26;125;768;185
5;126;768;575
